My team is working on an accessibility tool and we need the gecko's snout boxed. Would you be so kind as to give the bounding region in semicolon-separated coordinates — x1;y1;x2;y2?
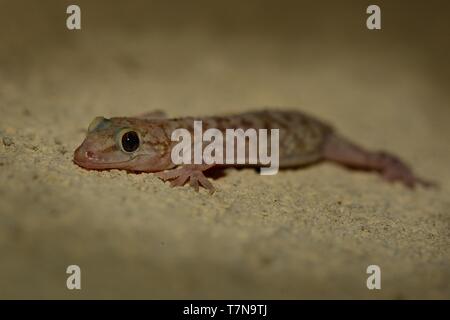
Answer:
73;138;132;170
73;143;100;168
85;150;95;159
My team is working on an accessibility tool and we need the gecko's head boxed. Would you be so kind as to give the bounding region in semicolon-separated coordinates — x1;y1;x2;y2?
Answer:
74;116;170;171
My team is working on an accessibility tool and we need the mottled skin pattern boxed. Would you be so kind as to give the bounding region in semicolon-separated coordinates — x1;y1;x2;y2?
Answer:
74;110;433;193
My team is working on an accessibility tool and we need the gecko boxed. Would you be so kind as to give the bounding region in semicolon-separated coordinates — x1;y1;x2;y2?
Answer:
73;109;433;192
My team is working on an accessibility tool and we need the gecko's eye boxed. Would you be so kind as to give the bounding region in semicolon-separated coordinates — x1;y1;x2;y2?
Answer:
118;129;140;153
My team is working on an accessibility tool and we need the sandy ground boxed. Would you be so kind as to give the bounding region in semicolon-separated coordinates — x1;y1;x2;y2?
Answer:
0;1;449;298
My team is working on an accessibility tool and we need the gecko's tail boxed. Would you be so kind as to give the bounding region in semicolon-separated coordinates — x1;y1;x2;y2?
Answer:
322;134;436;189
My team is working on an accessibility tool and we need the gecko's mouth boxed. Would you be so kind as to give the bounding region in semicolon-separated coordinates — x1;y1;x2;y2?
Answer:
73;145;133;170
73;157;131;170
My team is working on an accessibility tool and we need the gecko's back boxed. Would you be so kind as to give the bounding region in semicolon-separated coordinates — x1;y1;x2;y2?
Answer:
170;110;334;167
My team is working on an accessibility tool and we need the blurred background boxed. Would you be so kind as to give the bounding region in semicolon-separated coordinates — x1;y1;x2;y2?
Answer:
0;0;449;299
1;0;449;136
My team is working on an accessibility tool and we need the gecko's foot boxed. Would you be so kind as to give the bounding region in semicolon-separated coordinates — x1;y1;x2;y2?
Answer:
378;152;436;189
322;134;436;190
155;166;216;193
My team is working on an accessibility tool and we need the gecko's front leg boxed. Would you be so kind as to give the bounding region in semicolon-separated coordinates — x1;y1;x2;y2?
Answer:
155;164;216;193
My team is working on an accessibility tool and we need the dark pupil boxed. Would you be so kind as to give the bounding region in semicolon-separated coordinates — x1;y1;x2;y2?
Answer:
121;131;139;152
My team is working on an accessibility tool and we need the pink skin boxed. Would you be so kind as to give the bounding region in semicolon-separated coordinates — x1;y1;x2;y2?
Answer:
74;111;435;193
322;135;435;189
74;131;434;192
73;143;173;172
73;130;215;192
154;164;216;193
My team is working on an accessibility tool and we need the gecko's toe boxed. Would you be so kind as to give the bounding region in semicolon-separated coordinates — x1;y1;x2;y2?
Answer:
155;167;216;193
170;174;189;188
196;173;215;194
416;177;438;189
155;169;182;181
189;178;200;192
382;169;414;188
381;165;436;189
